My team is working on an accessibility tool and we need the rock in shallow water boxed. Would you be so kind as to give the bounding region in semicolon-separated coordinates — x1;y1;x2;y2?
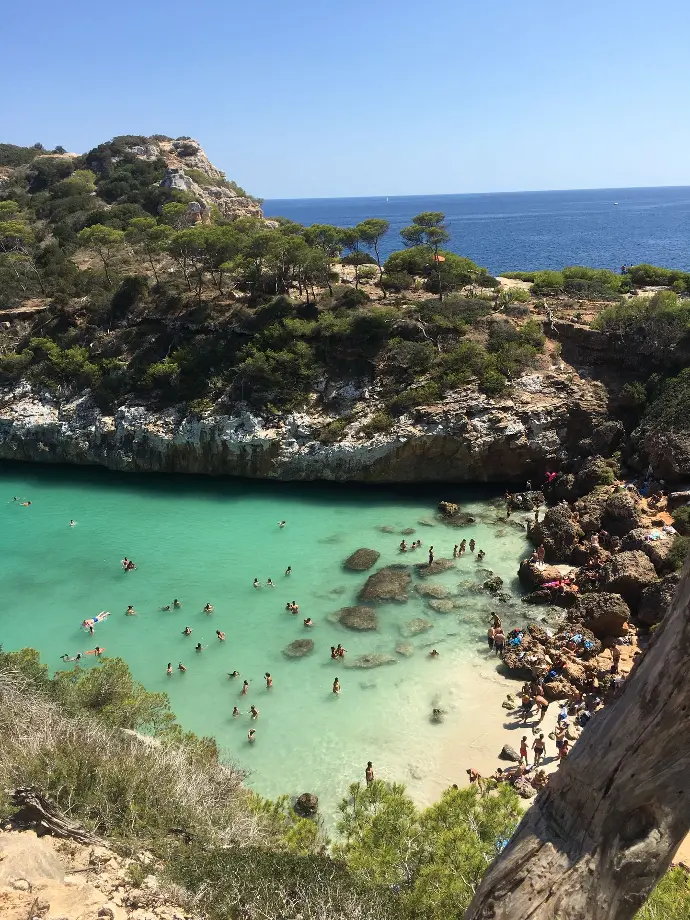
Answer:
415;583;450;598
343;653;397;669
400;618;433;637
395;643;414;657
336;606;378;630
294;793;318;816
415;558;455;577
358;566;411;602
428;599;455;613
283;639;314;658
343;548;380;571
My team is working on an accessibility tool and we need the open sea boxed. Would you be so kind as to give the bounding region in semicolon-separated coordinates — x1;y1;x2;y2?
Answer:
264;186;690;275
0;463;530;821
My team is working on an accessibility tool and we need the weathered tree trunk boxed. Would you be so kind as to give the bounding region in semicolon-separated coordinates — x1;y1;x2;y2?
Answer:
466;561;690;920
10;787;105;846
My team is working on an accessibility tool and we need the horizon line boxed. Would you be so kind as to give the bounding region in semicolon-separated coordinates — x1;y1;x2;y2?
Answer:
263;183;690;203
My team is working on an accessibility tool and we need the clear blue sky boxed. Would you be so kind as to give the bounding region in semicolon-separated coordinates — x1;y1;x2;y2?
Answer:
2;0;688;199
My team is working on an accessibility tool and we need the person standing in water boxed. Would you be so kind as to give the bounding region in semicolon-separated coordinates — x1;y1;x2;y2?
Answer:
183;626;192;635
469;539;476;553
248;728;256;742
249;705;259;719
428;546;434;564
166;662;172;675
126;605;137;616
173;599;182;608
285;566;291;576
178;662;187;672
204;603;214;612
365;762;374;785
233;706;240;717
241;680;250;695
333;677;341;695
216;630;226;641
278;520;286;528
265;672;273;689
253;579;260;589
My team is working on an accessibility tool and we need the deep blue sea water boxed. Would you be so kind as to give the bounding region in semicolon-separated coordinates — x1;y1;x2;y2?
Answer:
263;187;690;276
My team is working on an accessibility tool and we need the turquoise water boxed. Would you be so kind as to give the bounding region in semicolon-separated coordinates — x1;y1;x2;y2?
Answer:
0;463;529;819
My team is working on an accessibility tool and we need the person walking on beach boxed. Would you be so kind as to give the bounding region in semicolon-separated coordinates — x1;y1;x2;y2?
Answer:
559;737;570;762
532;733;546;766
365;762;374;785
520;691;533;723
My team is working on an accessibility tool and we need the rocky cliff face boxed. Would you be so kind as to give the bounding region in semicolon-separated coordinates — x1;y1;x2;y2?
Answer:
0;371;616;482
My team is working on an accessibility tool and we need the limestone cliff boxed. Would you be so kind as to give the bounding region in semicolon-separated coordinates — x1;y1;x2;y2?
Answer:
0;372;616;482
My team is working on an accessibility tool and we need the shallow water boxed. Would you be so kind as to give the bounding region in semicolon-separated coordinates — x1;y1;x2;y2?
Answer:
0;463;530;821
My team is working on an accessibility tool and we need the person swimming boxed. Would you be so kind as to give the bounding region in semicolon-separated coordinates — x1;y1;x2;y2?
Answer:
70;520;76;527
241;680;249;695
161;605;171;611
60;653;82;662
173;599;181;608
253;579;260;588
333;677;341;695
248;728;256;742
203;603;214;612
429;649;440;658
126;605;137;616
477;549;486;561
183;626;192;635
266;578;275;587
195;643;207;652
166;662;173;675
233;706;240;717
304;617;313;627
216;630;226;641
93;647;103;656
178;662;187;672
250;705;259;719
228;670;240;678
265;672;273;689
278;520;286;528
285;566;291;576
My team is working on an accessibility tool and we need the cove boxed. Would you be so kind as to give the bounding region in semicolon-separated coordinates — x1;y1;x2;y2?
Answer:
0;461;530;821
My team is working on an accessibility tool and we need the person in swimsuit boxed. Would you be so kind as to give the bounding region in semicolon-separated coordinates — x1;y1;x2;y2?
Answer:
291;601;298;614
477;549;486;561
493;628;505;656
161;605;171;611
400;540;407;552
330;646;338;660
178;662;187;672
228;670;240;677
428;546;434;564
250;705;259;719
266;578;275;587
216;630;226;641
166;662;173;675
265;672;273;689
304;617;313;627
532;733;546;766
278;520;286;528
459;539;466;555
487;625;495;650
233;706;240;717
559;738;570;762
285;566;291;576
333;677;341;695
253;579;260;588
241;680;249;695
204;603;214;612
70;520;76;527
183;626;192;635
519;736;529;766
336;644;346;658
429;649;440;658
88;625;95;636
248;728;256;742
173;599;181;608
490;612;502;628
126;605;137;616
469;539;476;553
195;643;207;652
365;762;374;785
453;544;458;557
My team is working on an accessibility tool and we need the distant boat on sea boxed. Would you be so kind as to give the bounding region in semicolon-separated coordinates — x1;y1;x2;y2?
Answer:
614;201;619;205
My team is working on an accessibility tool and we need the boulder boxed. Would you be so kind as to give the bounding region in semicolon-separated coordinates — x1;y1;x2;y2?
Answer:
543;678;575;701
344;653;397;669
622;528;674;574
574;457;615;496
336;606;378;630
438;501;459;516
415;583;450;598
602;551;658;611
509;490;545;511
415;558;456;577
638;573;681;627
513;776;537;799
483;575;504;594
428;599;455;612
343;548;380;571
283;639;314;658
395;643;414;657
358;566;411;602
573;489;608;535
523;589;554;605
518;561;564;588
294;793;318;817
572;592;631;639
601;492;643;537
530;503;583;563
499;745;521;763
400;527;416;535
400;618;433;637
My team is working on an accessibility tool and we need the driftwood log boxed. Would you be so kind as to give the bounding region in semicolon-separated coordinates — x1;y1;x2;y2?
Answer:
9;787;105;846
465;560;690;920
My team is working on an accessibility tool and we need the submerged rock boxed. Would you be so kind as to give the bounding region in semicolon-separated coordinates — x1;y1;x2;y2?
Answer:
395;643;414;657
344;653;397;669
428;599;455;613
400;527;416;535
343;548;380;571
336;606;378;630
358;566;411;602
483;575;504;594
415;558;455;577
283;639;314;658
378;525;396;533
415;583;450;599
401;618;433;637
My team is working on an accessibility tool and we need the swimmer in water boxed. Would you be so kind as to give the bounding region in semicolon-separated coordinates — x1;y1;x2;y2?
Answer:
178;662;187;672
203;603;214;612
304;617;313;627
88;625;95;636
183;626;192;635
21;501;31;506
265;672;273;689
126;605;137;616
228;670;240;678
248;728;256;742
232;706;240;717
241;680;249;695
278;520;286;528
195;643;207;652
399;539;407;552
429;649;440;658
167;662;172;675
286;602;293;611
285;566;291;576
161;605;171;611
216;630;226;641
330;646;338;660
173;599;181;608
94;647;103;656
250;705;259;719
266;578;275;587
333;677;341;695
70;520;76;527
477;549;486;561
253;579;260;589
336;644;346;658
291;601;299;614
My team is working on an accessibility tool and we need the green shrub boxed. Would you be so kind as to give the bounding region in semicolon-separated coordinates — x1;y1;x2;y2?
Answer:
386;382;442;415
380;271;412;292
637;868;690;919
500;271;536;281
357;265;378;281
627;263;690;288
531;270;564;295
142;360;179;390
0;143;42;167
672;505;690;536
620;381;647;408
319;417;349;443
361;411;394;437
333;286;370;309
644;368;690;431
668;535;690;571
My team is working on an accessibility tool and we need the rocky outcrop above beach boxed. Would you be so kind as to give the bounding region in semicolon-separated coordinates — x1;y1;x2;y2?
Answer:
0;370;611;483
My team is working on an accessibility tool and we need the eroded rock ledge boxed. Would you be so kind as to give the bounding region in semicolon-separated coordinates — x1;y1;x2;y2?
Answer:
0;372;613;482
